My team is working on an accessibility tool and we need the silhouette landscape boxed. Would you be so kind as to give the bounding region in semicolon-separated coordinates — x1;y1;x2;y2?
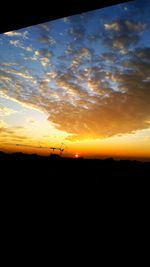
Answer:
1;151;150;185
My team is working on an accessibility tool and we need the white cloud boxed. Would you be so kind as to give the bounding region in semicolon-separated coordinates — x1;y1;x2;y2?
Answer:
9;40;32;52
4;68;34;81
104;20;146;33
26;46;33;52
40;23;50;32
10;40;24;48
1;62;19;67
40;57;50;67
47;71;57;79
35;50;40;56
4;30;28;38
104;22;121;31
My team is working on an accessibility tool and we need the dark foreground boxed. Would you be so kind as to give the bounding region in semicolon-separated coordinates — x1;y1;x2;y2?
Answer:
1;152;150;184
1;151;150;224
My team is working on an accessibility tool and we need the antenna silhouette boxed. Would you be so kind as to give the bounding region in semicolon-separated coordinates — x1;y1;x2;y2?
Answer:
50;143;66;156
4;142;66;156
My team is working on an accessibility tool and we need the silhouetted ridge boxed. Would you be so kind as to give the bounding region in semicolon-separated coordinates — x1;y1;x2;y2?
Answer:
0;151;150;184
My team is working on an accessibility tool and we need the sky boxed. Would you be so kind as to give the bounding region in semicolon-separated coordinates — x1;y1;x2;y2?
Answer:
0;0;150;160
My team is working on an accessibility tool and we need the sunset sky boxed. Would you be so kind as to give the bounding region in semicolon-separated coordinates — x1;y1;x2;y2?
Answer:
0;0;150;160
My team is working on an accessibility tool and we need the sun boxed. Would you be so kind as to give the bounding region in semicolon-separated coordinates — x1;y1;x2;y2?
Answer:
75;154;79;158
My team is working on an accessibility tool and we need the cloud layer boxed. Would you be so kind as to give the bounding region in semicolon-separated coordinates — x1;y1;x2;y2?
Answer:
0;1;150;141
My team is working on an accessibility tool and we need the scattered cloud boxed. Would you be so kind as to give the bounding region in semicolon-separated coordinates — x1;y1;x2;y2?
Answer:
125;20;146;32
34;48;52;58
38;35;56;45
77;47;92;58
10;40;32;52
68;24;85;40
100;52;117;62
1;62;19;67
1;5;150;142
57;76;88;98
47;71;57;79
10;40;24;48
3;68;34;81
110;35;139;53
4;31;28;38
103;19;146;54
104;20;146;33
71;57;82;70
26;46;33;52
40;57;50;67
136;47;150;61
39;23;50;32
65;45;76;55
104;21;121;31
104;33;140;54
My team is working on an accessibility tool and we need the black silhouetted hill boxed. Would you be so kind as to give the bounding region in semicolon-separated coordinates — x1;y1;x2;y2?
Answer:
0;151;150;184
1;150;150;220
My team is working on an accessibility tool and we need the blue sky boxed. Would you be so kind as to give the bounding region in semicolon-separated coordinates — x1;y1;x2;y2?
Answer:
0;0;150;158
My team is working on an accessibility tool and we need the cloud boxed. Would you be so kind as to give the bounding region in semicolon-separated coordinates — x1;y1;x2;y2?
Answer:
100;53;117;62
1;58;150;141
39;23;50;32
122;59;150;78
4;31;28;38
77;48;92;58
69;48;93;71
65;45;76;55
1;14;150;142
87;80;111;96
135;48;150;61
71;58;82;70
40;57;50;67
104;20;146;33
34;49;52;58
125;20;147;32
0;125;28;141
104;21;121;31
68;22;85;41
47;71;57;79
10;40;33;52
44;59;150;140
103;19;146;54
3;68;34;81
57;76;88;98
10;40;24;48
38;35;56;45
0;120;7;128
0;74;12;82
0;107;16;116
1;62;19;67
105;34;139;54
34;49;52;67
26;46;33;52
